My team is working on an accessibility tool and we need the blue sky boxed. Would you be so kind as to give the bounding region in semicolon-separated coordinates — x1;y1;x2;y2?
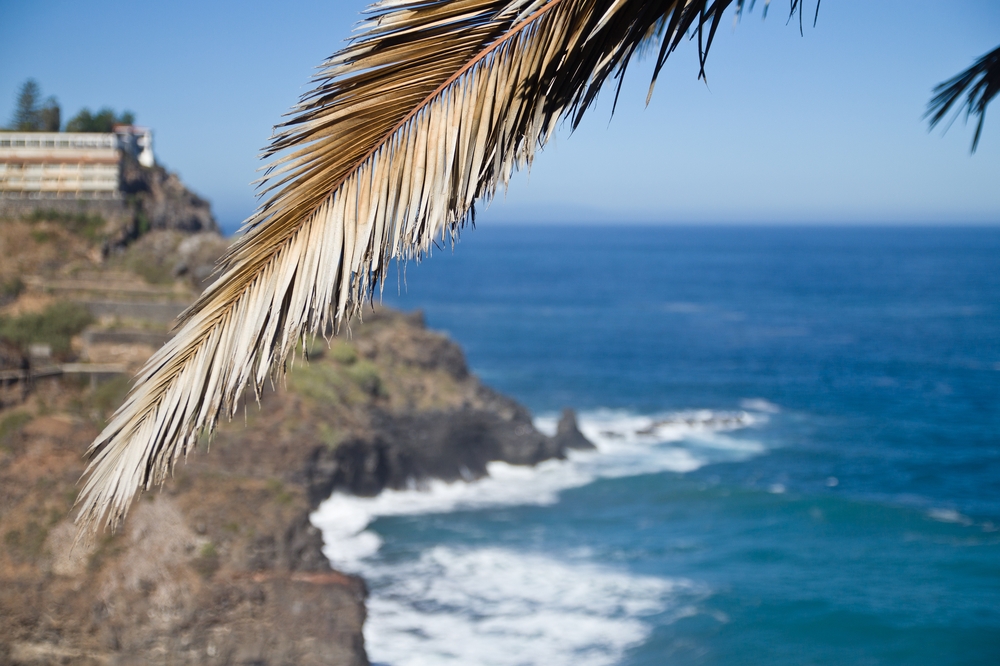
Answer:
1;0;998;231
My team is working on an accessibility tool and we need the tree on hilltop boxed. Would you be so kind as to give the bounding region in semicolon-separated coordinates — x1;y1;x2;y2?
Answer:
9;79;60;131
6;79;140;133
66;107;136;133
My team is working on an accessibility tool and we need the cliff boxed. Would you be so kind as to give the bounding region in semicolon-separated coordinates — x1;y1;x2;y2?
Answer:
0;218;591;664
118;156;218;238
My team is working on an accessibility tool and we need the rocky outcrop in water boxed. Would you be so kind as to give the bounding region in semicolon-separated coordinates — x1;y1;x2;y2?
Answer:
553;408;597;451
305;386;564;501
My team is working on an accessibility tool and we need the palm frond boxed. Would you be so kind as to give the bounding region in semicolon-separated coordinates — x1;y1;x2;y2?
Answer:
927;44;1000;153
76;0;815;535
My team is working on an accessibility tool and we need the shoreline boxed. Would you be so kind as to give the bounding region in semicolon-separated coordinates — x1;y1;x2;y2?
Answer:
0;306;588;665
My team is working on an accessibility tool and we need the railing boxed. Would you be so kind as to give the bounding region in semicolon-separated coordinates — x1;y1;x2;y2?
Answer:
0;363;127;383
0;132;118;150
0;134;122;192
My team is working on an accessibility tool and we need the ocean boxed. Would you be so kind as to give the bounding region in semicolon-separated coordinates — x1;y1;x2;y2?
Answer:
311;225;1000;666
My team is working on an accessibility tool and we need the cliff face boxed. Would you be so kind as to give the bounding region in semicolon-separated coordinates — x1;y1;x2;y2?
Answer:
277;310;565;504
0;368;369;665
0;301;585;665
119;157;218;237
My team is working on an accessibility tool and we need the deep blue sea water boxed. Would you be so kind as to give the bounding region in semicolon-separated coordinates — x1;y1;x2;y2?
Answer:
312;225;1000;666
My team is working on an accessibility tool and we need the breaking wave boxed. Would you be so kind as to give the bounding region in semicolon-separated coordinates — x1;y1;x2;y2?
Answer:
313;408;768;568
362;546;702;666
311;406;771;666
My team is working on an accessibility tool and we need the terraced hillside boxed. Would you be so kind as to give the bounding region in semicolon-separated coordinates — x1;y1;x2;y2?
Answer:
0;212;585;665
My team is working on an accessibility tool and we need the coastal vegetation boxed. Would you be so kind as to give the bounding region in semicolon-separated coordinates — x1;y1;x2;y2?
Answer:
19;209;108;241
0;301;92;358
0;277;24;305
5;78;136;132
65;107;136;133
7;79;59;132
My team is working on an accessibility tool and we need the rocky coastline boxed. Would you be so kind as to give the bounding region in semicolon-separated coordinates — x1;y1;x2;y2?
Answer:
0;176;594;664
0;298;593;664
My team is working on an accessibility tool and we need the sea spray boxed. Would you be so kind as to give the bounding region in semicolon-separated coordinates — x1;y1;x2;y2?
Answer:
369;225;1000;665
311;408;768;666
362;546;702;666
312;408;768;568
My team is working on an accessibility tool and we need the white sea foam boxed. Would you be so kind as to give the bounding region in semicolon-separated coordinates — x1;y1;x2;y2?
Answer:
313;408;767;568
310;407;770;666
928;508;974;526
740;398;781;413
362;546;698;666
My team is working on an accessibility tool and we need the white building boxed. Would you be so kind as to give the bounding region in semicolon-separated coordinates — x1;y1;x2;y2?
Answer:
0;126;155;198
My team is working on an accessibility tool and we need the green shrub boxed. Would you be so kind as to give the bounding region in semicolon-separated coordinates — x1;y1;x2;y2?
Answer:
299;335;326;360
289;362;346;404
0;277;24;301
266;479;294;506
0;301;93;356
318;422;344;450
135;212;151;236
347;360;383;397
130;259;173;285
193;541;220;579
86;533;121;573
88;375;132;423
3;521;47;560
329;341;358;365
22;209;106;241
0;411;32;449
65;107;134;133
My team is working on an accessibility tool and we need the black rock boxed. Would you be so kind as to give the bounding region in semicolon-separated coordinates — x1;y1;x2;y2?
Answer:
553;408;596;450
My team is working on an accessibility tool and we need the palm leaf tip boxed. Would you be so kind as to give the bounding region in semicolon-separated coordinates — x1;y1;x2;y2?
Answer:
75;0;822;536
927;44;1000;153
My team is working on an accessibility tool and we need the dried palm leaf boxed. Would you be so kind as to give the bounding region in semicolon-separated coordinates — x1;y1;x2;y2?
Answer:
76;0;815;534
